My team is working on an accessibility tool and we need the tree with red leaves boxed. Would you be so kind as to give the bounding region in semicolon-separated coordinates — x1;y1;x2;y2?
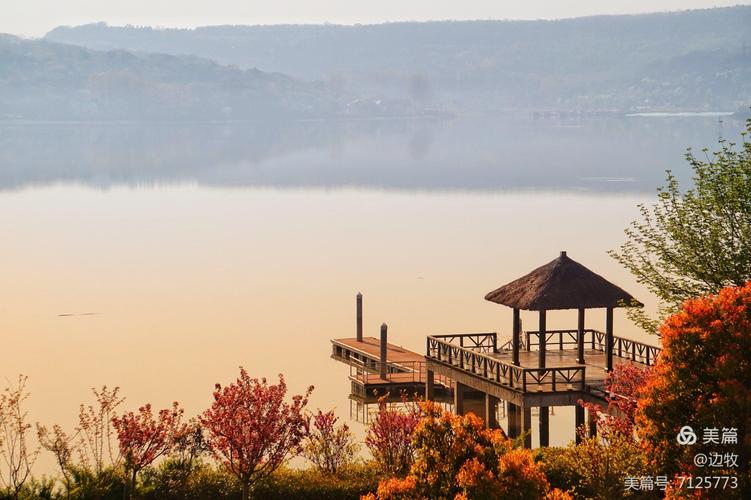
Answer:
365;395;422;477
200;368;313;500
637;282;751;493
112;402;184;500
302;409;360;474
578;364;651;437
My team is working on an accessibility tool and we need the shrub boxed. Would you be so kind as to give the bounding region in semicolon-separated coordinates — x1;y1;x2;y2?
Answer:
538;434;650;499
370;402;552;500
302;410;360;474
365;395;421;477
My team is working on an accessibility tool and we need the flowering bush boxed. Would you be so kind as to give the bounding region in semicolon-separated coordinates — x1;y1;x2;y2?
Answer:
578;364;651;437
200;368;313;500
302;409;360;474
365;395;422;477
112;401;184;499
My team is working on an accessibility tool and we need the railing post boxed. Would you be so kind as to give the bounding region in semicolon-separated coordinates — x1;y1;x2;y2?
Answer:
632;342;636;361
552;371;556;392
577;309;585;364
522;371;527;392
538;310;547;369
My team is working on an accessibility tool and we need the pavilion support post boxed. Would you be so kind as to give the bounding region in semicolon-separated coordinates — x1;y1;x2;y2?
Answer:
425;370;435;401
588;409;598;438
356;293;363;342
521;405;532;448
379;323;388;379
512;308;521;366
539;406;550;447
605;307;614;372
484;394;499;429
507;402;519;438
575;405;585;444
577;308;585;364
454;382;467;416
538;310;547;369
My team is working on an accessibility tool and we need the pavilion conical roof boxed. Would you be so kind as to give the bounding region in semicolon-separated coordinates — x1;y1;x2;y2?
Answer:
484;251;642;311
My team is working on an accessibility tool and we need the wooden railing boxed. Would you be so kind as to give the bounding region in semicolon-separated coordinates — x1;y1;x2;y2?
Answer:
426;335;585;392
349;358;451;387
523;329;661;366
428;332;497;353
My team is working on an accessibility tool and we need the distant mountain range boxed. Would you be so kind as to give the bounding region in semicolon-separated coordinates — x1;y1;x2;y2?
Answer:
44;6;751;114
1;7;749;121
0;34;350;120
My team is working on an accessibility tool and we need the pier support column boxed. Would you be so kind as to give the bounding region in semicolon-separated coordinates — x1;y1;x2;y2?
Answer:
575;405;585;444
356;293;363;342
425;370;435;401
606;307;614;372
379;323;388;379
577;308;585;364
538;310;547;369
512;308;521;366
539;406;550;447
454;382;467;416
521;405;532;448
484;394;499;429
507;402;519;438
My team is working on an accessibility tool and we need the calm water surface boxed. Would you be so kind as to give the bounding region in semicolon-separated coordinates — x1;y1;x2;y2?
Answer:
0;115;742;472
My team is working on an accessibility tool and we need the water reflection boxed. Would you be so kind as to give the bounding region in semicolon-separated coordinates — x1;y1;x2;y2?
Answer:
0;115;740;192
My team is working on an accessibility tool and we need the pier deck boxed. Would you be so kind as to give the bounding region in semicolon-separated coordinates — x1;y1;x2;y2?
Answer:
331;336;451;401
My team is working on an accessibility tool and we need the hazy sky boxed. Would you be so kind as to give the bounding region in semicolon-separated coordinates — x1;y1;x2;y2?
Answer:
2;0;747;37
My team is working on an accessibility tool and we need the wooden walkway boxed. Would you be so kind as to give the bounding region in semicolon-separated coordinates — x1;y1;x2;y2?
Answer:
332;337;424;365
331;336;450;400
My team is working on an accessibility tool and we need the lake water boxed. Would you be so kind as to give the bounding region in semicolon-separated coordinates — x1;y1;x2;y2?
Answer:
0;114;743;473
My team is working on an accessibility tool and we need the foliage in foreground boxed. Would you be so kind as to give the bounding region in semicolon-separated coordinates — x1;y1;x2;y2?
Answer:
636;281;751;494
611;118;751;333
365;401;563;500
539;433;651;499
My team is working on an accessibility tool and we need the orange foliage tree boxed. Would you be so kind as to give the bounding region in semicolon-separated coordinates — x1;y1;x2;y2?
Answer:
367;401;561;500
636;282;751;490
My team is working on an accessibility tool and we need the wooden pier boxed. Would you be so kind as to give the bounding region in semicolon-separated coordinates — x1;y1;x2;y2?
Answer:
330;251;662;448
331;333;451;402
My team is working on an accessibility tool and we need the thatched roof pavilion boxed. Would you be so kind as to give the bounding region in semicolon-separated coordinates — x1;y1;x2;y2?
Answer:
485;251;641;371
485;251;642;310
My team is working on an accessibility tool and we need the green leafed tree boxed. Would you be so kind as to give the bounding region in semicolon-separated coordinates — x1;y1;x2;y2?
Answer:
610;117;751;333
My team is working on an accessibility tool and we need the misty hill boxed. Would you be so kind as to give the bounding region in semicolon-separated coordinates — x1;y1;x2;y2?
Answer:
0;34;345;121
46;7;751;112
